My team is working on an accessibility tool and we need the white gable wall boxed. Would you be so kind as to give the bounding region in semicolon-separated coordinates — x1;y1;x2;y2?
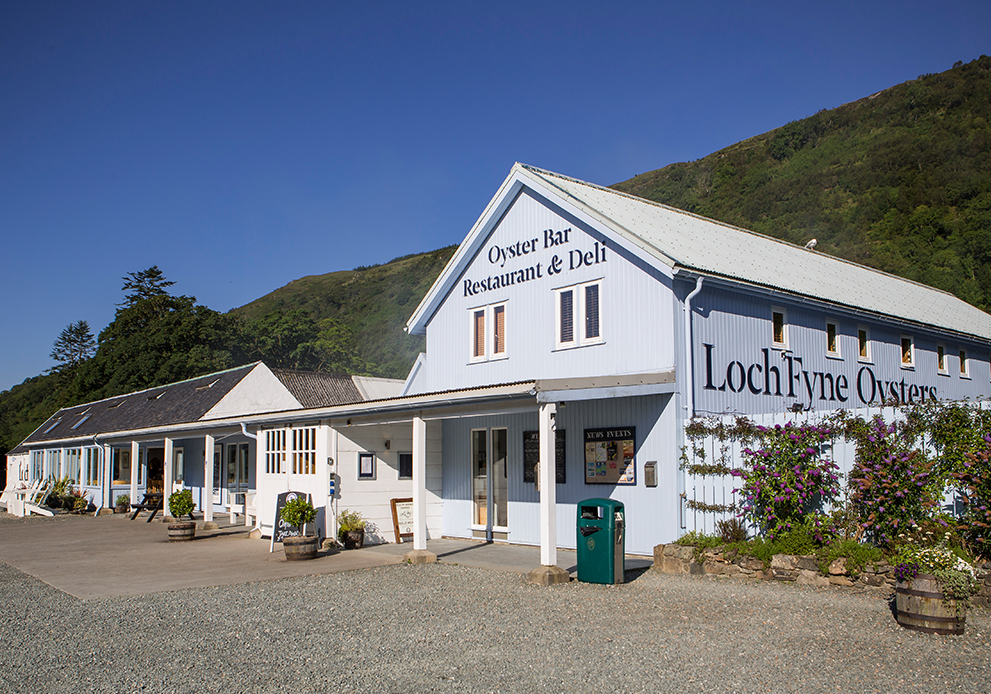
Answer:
413;188;677;394
203;363;302;420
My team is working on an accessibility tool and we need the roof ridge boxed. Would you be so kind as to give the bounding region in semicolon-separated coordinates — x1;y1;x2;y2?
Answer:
519;163;961;300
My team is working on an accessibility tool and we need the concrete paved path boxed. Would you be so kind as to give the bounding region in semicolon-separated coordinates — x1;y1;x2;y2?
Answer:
0;513;652;599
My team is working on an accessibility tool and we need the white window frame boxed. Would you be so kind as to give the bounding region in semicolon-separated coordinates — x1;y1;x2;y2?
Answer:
857;326;872;363
959;349;970;378
900;335;915;369
555;280;603;350
771;308;788;350
937;344;948;375
468;301;508;363
825;321;840;358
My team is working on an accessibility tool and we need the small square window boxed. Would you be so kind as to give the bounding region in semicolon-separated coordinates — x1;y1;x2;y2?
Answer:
772;310;787;348
826;322;839;356
399;453;413;479
901;336;915;368
858;328;870;361
937;345;947;373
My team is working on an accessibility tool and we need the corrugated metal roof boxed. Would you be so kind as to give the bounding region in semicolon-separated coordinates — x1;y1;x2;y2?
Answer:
20;364;259;446
520;164;991;341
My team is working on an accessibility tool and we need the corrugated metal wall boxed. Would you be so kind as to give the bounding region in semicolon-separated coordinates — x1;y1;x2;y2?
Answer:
440;393;679;555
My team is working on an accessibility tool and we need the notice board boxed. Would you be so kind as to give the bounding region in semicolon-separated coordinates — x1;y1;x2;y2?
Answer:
522;429;566;484
391;497;414;543
584;427;636;485
270;490;313;551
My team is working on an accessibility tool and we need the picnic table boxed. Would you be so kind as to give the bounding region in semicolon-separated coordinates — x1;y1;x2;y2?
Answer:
130;492;164;522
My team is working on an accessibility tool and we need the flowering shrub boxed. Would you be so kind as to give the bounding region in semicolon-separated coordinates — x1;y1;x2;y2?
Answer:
731;422;841;542
846;416;940;546
953;437;991;559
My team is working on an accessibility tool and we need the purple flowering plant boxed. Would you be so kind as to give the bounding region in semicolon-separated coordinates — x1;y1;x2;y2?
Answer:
731;421;841;542
846;416;940;547
953;436;991;559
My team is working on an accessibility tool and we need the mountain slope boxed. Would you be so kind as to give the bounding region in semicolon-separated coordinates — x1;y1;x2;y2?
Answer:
612;56;991;311
233;246;458;378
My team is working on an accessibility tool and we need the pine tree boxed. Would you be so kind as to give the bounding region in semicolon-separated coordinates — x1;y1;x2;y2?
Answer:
49;320;96;374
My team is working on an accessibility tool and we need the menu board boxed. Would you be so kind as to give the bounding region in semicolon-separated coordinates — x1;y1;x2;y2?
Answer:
272;490;312;546
584;427;636;485
522;429;566;484
391;497;414;543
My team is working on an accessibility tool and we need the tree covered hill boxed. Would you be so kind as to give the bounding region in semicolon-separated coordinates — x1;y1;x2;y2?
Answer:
231;245;457;379
612;56;991;311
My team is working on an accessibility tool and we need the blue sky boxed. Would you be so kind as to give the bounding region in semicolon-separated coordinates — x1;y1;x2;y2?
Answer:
2;1;990;392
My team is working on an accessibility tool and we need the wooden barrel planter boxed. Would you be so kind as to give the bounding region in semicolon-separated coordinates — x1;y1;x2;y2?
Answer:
167;521;197;542
283;535;319;561
342;529;365;550
895;574;966;635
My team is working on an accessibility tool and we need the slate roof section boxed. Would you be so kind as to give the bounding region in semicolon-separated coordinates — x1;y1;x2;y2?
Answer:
19;364;259;447
270;370;366;408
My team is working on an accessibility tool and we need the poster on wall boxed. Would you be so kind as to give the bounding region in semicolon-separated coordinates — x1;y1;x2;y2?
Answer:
584;427;636;485
522;429;566;484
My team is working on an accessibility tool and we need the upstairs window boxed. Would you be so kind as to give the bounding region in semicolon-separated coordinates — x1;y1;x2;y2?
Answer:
959;349;969;378
826;322;840;357
772;309;787;349
858;327;871;362
469;302;507;363
556;281;602;349
937;345;948;374
901;336;915;368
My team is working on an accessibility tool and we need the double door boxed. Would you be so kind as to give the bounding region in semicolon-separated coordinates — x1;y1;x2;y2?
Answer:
471;428;508;539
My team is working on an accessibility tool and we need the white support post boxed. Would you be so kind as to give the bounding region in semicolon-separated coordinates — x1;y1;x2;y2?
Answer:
204;434;215;525
129;441;140;512
529;402;569;585
163;437;174;518
102;444;112;510
538;402;557;567
405;413;436;564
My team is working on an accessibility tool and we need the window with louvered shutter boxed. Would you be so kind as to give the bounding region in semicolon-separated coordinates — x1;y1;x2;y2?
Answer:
560;289;574;344
584;284;599;340
473;309;485;358
493;305;505;354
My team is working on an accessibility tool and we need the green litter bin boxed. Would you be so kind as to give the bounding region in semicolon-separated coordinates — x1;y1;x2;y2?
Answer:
576;498;625;584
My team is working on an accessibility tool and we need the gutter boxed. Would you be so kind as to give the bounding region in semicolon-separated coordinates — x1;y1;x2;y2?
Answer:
683;276;704;419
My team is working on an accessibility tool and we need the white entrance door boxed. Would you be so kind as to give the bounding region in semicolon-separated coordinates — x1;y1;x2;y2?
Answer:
471;428;508;540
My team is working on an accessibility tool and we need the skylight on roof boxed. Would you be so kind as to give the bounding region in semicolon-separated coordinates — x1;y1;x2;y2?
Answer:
42;419;62;434
195;379;220;392
71;414;91;430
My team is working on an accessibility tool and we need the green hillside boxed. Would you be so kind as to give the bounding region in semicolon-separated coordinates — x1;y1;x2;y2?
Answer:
613;56;991;311
232;246;458;379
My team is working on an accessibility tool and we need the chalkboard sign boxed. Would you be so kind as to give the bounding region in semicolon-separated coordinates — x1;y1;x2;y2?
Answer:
522;429;566;484
391;497;414;543
270;490;313;551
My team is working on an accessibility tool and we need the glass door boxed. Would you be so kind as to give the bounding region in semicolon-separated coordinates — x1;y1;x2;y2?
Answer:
471;428;508;537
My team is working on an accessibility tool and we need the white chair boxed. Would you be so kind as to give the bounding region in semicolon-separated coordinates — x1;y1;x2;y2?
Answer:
24;480;55;517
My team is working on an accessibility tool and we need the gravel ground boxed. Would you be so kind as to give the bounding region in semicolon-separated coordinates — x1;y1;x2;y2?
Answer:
0;557;988;694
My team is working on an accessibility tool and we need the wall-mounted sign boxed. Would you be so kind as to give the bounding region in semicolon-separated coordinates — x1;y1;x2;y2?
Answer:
584;427;636;485
463;227;608;298
702;343;940;409
523;429;566;485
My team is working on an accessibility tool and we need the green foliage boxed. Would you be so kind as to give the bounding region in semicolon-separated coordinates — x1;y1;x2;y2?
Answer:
716;517;748;543
168;489;195;518
49;320;96;375
280;496;317;531
954;439;991;559
816;539;885;578
115;494;130;508
337;508;366;533
613;56;991;312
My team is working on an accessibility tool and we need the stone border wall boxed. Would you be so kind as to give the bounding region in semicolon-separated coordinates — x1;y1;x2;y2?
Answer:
653;543;991;608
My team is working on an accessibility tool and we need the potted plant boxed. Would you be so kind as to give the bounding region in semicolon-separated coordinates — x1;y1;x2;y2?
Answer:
167;489;197;542
892;528;980;635
115;494;130;514
338;509;366;549
280;496;319;560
